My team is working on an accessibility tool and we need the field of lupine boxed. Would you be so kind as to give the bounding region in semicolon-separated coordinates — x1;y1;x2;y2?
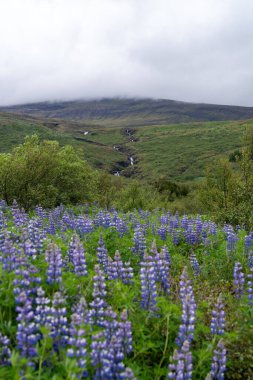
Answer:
0;200;252;379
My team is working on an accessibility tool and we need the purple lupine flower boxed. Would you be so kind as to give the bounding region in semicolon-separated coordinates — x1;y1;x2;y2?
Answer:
132;224;146;257
211;294;225;335
233;262;244;299
108;250;125;281
140;253;158;313
226;228;238;258
89;265;107;326
13;264;41;299
67;313;87;377
68;234;80;266
45;243;62;285
168;340;193;380
0;333;11;365
184;223;198;246
103;307;119;343
76;216;93;236
0;210;6;230
248;251;253;269
90;332;108;380
48;213;57;235
94;210;106;227
154;249;170;295
97;236;109;273
0;233;18;272
27;218;46;253
195;216;203;236
119;367;137;379
72;239;87;276
176;268;196;347
122;261;134;285
158;225;167;241
23;239;37;259
244;235;253;256
208;339;226;380
72;297;89;324
35;205;47;219
189;252;201;276
103;335;125;379
117;309;133;355
34;287;51;334
209;222;217;236
181;215;189;229
247;267;253;306
47;291;69;352
172;229;181;245
150;240;158;255
11;200;28;227
161;246;172;265
16;291;39;361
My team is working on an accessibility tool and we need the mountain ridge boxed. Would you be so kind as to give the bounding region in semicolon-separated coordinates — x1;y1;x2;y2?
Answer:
1;97;253;126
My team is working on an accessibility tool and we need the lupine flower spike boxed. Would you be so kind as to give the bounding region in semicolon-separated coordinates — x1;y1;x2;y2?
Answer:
211;294;225;335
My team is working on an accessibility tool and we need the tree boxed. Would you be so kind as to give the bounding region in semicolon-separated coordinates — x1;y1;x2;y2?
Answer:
0;135;96;209
199;153;253;228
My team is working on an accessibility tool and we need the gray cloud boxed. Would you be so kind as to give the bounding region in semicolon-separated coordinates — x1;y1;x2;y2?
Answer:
1;0;253;106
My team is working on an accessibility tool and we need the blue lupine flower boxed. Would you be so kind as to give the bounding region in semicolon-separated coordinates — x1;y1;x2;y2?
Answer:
247;267;253;306
176;268;196;347
119;367;137;379
132;224;146;257
233;262;244;299
103;306;119;343
45;243;62;285
248;251;253;269
13;264;41;299
72;296;89;324
34;286;51;333
211;294;225;335
107;250;124;280
154;249;170;295
72;239;88;276
97;236;109;273
244;235;253;256
190;252;201;276
226;227;238;258
209;339;226;380
0;333;11;365
47;291;69;352
68;234;80;266
140;253;158;313
122;261;134;285
89;265;107;326
158;225;167;241
16;291;39;362
76;216;93;236
90;332;108;380
168;340;193;380
67;312;87;377
117;309;133;355
0;233;18;272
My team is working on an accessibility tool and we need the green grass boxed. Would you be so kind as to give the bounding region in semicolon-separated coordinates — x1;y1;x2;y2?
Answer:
1;112;252;181
129;120;252;181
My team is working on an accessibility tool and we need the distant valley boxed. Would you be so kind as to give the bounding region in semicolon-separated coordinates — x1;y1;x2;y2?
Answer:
0;98;253;182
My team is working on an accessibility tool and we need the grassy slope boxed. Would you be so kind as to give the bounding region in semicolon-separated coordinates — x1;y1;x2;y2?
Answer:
130;120;252;181
0;113;124;171
1;112;252;181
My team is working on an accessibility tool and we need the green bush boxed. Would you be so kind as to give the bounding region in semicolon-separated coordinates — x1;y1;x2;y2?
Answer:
0;135;96;209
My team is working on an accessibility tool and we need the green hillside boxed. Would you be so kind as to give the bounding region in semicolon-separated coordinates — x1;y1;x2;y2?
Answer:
0;111;252;182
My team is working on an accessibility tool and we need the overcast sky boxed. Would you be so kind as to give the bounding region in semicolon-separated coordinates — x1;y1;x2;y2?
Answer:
1;0;253;106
